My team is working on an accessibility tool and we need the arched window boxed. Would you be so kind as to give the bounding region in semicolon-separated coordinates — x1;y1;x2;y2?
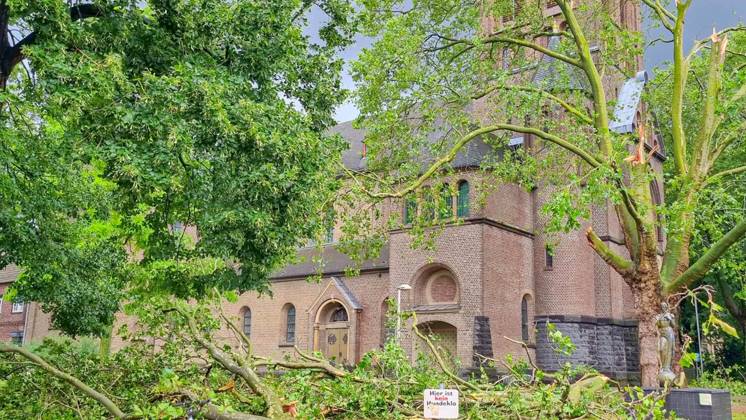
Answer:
423;188;436;220
457;181;470;217
440;184;453;219
521;295;530;341
330;307;348;322
649;181;663;242
284;304;296;343
242;307;252;338
404;196;417;224
324;207;335;243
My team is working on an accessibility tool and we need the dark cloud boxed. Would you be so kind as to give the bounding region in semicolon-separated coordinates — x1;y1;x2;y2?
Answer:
645;0;746;68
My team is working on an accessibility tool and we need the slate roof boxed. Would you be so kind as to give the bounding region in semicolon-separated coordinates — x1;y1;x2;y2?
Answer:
271;243;389;280
0;265;19;284
332;277;362;310
329;120;494;172
532;37;590;91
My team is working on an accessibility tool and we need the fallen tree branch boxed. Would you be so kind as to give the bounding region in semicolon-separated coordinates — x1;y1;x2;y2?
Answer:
411;313;481;392
175;307;287;418
0;342;128;419
163;389;269;420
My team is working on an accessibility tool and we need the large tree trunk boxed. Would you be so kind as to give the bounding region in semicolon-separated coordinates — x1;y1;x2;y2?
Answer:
635;272;664;388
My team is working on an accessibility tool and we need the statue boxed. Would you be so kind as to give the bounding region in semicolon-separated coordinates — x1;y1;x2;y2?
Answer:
656;302;676;386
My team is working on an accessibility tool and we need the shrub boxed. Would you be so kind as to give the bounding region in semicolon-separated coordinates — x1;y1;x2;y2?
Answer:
692;365;746;396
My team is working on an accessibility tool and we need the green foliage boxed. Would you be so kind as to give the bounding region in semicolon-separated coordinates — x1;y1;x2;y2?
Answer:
0;334;671;419
692;366;746;396
547;322;577;357
2;0;356;335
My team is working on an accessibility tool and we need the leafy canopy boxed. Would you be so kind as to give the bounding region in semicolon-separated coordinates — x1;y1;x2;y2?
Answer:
3;0;355;335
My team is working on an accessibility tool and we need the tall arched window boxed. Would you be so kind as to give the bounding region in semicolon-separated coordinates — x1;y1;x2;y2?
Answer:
440;184;453;219
242;307;252;337
380;298;392;345
324;207;335;243
284;304;296;343
521;295;530;341
649;181;663;242
404;196;417;224
423;188;435;220
457;181;470;217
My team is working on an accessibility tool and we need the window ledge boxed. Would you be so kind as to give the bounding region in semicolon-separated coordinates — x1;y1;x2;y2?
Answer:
278;343;295;348
413;304;460;314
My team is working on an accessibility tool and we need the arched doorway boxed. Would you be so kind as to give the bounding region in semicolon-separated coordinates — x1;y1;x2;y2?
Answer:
415;321;458;368
314;300;350;363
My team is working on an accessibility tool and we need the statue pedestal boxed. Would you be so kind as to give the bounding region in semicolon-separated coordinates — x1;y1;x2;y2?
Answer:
645;388;732;419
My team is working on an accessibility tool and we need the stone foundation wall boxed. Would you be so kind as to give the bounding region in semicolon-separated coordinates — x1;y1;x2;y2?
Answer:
472;316;493;366
534;315;639;381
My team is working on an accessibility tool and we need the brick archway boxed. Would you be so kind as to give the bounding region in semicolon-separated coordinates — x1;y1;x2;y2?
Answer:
313;299;351;364
412;264;460;307
414;320;458;368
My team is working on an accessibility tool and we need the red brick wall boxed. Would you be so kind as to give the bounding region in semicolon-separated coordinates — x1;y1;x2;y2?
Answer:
0;282;26;343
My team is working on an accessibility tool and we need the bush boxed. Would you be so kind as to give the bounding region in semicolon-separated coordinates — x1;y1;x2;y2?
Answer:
692;365;746;396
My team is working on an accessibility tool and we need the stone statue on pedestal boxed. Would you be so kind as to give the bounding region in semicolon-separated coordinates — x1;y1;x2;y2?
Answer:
657;302;676;386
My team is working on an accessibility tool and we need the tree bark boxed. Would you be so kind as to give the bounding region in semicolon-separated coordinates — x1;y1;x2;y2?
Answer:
632;272;664;388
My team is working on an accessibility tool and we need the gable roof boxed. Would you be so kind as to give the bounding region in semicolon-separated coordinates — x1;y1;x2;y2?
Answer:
271;243;389;280
332;277;362;310
532;36;590;91
329;120;494;172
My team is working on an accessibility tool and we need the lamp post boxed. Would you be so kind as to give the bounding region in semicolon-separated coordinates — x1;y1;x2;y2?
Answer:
396;284;412;341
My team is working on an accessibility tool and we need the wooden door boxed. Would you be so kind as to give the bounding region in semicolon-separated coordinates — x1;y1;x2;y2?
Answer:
325;328;348;363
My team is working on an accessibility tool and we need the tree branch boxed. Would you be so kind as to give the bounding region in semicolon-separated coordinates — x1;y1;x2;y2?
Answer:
704;165;746;186
665;218;746;293
716;276;745;319
710;122;745;164
0;342;127;419
219;309;253;356
586;227;634;277
349;123;601;199
1;4;105;87
669;0;692;175
177;308;285;418
639;0;675;32
555;0;612;155
176;389;269;420
482;35;582;68
691;31;728;176
411;313;480;392
475;84;593;124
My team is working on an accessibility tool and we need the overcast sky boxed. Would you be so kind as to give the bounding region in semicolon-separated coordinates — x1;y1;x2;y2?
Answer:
310;2;746;122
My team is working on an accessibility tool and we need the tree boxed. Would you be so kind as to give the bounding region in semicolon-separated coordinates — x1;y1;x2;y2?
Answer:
345;0;746;386
684;178;746;362
0;0;355;336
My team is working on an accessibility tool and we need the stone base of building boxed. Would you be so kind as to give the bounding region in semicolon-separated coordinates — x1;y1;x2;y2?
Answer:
534;315;639;382
645;388;732;420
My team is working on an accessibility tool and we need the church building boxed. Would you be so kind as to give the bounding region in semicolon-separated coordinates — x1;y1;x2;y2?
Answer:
0;1;661;383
